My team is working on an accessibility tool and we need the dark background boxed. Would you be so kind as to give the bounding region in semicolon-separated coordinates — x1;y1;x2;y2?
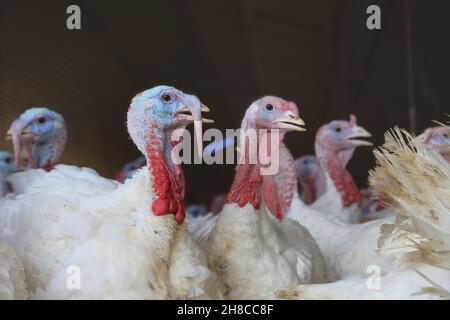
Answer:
0;0;449;207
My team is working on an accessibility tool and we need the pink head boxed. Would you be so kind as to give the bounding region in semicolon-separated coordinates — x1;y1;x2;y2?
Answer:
226;96;306;219
417;126;450;162
315;115;372;155
314;115;372;207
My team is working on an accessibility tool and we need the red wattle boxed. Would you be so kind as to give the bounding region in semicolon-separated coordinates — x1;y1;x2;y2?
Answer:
323;158;360;207
152;199;169;216
147;123;186;224
226;163;262;210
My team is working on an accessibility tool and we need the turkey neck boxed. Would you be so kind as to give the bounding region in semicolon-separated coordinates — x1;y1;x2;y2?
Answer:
262;142;296;221
299;174;318;205
32;133;66;171
226;128;286;213
146;123;185;224
315;142;360;207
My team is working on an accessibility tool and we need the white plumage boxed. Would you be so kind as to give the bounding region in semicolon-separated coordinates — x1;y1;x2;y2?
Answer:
0;240;28;299
0;165;222;299
277;127;450;299
197;202;325;299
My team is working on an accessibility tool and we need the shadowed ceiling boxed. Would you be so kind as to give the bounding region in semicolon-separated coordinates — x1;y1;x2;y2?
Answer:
0;0;449;206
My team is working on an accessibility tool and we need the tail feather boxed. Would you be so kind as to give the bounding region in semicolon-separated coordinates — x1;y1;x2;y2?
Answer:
369;126;450;269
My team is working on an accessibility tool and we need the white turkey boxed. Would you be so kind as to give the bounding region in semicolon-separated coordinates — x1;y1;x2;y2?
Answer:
7;108;67;171
188;96;326;299
255;115;391;280
294;155;326;205
276;126;450;299
0;85;223;299
0;151;15;196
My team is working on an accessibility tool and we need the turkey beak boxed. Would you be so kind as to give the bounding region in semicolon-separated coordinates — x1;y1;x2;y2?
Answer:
178;96;214;159
272;111;306;132
347;126;373;147
7;118;31;168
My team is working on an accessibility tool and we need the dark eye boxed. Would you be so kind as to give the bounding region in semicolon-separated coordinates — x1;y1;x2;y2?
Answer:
38;117;46;124
335;127;341;133
162;94;172;103
265;104;274;112
303;160;308;165
4;157;11;164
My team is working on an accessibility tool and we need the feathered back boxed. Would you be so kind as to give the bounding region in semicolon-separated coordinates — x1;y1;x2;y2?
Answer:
369;126;450;271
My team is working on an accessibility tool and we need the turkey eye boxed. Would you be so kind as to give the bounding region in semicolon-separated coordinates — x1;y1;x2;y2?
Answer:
38;117;46;124
162;94;172;103
335;127;341;133
265;104;274;112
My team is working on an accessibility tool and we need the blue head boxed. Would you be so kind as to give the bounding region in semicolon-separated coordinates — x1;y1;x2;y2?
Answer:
127;85;212;158
7;108;67;170
295;155;320;181
115;156;147;182
0;151;15;177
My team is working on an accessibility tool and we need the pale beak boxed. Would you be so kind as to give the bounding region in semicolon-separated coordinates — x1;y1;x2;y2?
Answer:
272;116;306;132
176;98;214;159
347;126;373;147
8;118;33;168
201;104;210;113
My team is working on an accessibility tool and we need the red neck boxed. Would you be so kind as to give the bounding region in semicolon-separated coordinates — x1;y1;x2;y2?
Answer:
316;143;360;207
226;128;271;210
146;123;185;224
226;162;262;209
299;178;317;205
262;143;296;221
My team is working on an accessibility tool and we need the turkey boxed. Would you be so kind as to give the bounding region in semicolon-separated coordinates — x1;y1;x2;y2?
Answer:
0;240;28;299
0;151;15;197
417;125;449;162
188;96;326;299
254;115;393;280
7;108;67;171
276;126;450;299
359;124;450;221
294;155;326;204
309;115;373;223
0;151;15;178
115;156;146;183
0;85;223;299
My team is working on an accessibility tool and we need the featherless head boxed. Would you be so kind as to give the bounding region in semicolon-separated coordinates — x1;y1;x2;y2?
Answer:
295;155;320;181
243;96;305;133
115;156;147;183
417;126;450;162
0;151;15;177
315;114;372;153
7;107;67;170
127;85;212;158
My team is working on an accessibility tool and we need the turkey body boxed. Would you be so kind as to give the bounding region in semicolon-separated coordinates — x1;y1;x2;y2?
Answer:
200;202;325;299
0;240;28;299
0;165;222;299
289;195;393;280
277;128;450;299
